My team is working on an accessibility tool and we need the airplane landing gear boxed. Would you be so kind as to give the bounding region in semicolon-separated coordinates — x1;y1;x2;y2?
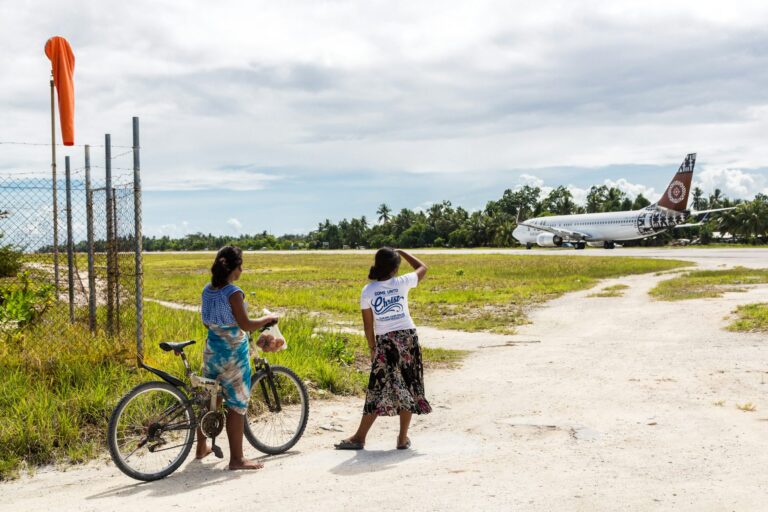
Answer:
576;242;586;250
603;241;615;249
526;242;533;250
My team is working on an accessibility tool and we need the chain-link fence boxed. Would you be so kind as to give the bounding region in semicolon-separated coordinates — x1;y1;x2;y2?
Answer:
0;118;143;358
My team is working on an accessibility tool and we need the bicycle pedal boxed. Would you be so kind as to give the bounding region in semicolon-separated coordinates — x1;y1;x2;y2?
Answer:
212;445;223;459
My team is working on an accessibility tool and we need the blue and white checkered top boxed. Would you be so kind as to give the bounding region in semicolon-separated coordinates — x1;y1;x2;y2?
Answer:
201;283;243;326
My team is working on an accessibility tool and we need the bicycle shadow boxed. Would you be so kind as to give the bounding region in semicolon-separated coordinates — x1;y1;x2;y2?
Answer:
86;450;301;500
329;449;423;476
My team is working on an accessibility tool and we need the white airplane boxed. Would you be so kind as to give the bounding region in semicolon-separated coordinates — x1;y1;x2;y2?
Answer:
512;153;734;249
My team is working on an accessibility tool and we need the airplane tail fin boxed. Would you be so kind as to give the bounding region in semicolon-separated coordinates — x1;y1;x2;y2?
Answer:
656;153;696;211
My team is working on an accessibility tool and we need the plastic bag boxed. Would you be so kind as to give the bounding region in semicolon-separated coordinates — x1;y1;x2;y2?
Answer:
255;308;287;352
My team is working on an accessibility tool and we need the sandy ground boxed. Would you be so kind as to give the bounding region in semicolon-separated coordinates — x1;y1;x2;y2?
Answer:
3;249;768;511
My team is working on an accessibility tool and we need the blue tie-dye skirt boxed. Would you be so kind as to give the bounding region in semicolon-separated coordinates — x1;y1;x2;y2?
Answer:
203;324;252;415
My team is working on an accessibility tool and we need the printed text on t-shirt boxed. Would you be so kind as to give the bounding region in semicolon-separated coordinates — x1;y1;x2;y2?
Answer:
372;293;403;315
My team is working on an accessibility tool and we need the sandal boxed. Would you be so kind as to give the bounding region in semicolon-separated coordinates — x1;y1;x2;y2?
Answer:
397;438;411;450
334;439;364;450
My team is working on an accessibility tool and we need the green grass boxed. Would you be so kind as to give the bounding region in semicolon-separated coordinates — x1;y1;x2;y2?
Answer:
649;267;768;301
144;253;690;333
588;284;630;298
726;303;768;332
0;300;430;480
421;347;470;368
1;252;690;479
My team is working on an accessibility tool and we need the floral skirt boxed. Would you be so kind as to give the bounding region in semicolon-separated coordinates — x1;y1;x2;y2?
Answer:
203;324;251;415
364;328;432;416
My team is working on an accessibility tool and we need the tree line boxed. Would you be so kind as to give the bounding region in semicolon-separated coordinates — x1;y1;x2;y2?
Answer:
138;185;767;250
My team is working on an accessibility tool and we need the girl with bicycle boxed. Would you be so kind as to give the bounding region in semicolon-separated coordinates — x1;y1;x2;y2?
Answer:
335;247;432;451
198;246;279;470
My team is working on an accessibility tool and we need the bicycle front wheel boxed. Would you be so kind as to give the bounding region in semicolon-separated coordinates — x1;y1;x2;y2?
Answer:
107;381;195;481
245;365;309;454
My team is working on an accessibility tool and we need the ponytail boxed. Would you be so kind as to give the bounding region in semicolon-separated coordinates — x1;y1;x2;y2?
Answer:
368;247;400;281
211;246;243;288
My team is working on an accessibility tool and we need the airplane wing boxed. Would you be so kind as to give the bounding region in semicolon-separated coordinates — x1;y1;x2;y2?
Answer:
673;222;703;228
517;221;592;241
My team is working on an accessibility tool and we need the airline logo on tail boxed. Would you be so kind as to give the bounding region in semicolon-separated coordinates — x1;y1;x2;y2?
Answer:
657;153;695;211
667;180;687;204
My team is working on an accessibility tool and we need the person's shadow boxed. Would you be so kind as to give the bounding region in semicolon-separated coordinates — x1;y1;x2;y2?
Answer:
86;451;300;500
330;449;423;476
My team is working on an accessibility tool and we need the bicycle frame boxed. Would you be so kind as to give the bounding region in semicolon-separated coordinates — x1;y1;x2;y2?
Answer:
139;343;283;414
253;356;283;413
141;350;218;410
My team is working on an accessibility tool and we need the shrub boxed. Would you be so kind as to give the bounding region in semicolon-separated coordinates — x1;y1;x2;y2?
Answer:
0;238;22;278
0;272;55;329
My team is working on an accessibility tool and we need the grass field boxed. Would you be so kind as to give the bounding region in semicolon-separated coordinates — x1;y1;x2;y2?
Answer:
649;267;768;301
727;303;768;332
0;267;477;480
0;300;467;480
0;252;688;479
144;253;690;333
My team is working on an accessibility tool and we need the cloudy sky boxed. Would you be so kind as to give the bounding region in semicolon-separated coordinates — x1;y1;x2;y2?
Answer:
1;0;767;237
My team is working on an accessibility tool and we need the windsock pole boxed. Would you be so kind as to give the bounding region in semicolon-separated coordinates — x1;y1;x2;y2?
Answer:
50;73;60;293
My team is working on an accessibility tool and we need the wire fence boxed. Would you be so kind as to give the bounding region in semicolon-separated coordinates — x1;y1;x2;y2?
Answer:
0;118;144;359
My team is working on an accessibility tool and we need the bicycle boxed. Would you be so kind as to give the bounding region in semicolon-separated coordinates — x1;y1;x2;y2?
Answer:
107;331;309;481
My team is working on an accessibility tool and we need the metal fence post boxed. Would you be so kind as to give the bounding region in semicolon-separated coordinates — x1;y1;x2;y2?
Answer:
50;75;59;294
65;156;74;322
133;117;144;363
113;186;120;336
105;134;114;336
85;145;96;331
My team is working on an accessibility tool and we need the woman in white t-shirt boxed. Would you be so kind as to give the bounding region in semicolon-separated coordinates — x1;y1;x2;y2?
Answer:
335;247;431;451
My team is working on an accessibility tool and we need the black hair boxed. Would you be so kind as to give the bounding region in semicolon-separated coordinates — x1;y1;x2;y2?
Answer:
368;247;401;280
211;245;243;288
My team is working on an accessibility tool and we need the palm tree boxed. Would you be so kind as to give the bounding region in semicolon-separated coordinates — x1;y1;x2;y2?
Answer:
376;203;391;224
717;208;741;240
604;187;626;212
692;187;704;210
709;188;723;209
738;197;768;241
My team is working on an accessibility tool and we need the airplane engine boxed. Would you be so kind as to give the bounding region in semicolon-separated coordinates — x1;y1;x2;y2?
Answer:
536;233;563;247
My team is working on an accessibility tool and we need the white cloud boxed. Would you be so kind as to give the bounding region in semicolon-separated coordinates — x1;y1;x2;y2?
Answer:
567;185;590;205
144;169;281;192
2;1;768;233
3;1;768;179
145;220;193;237
226;218;243;233
694;167;767;199
603;178;657;201
518;174;544;188
518;175;657;205
412;201;434;214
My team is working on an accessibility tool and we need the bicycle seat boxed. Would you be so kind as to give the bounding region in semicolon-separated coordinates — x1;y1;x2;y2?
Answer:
159;340;196;352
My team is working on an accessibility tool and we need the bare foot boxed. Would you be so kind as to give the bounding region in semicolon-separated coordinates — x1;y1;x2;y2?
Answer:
196;446;213;459
229;458;264;470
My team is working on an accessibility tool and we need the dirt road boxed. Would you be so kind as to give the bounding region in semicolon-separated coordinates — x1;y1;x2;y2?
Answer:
3;251;768;511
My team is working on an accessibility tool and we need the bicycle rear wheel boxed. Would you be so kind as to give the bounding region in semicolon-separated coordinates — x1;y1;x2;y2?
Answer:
244;365;309;454
107;381;195;481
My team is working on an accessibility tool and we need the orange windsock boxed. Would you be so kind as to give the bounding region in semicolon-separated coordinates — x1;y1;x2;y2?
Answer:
45;36;76;146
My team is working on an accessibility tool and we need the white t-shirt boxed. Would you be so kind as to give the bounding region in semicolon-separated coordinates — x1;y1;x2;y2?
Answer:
360;271;419;336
